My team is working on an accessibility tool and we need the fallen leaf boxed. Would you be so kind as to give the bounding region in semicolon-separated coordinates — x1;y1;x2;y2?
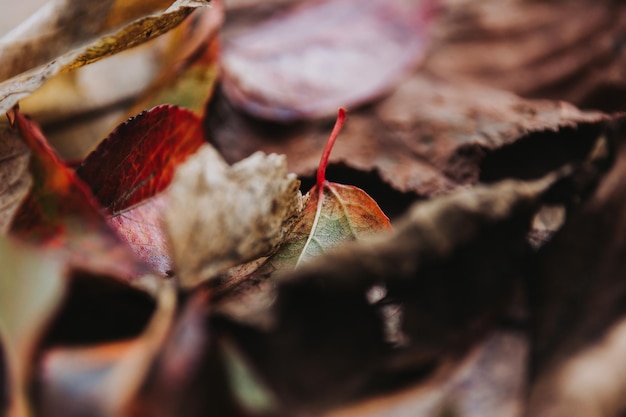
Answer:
207;73;608;197
0;0;117;82
21;2;222;160
0;0;211;114
260;108;391;272
0;122;31;233
76;105;205;214
212;109;390;328
0;237;65;417
7;108;155;289
215;163;588;412
220;0;432;120
424;0;626;112
526;122;626;416
74;105;206;275
129;4;223;115
325;330;528;417
165;143;303;287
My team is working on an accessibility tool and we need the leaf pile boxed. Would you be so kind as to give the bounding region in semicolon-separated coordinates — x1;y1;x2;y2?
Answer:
2;1;626;417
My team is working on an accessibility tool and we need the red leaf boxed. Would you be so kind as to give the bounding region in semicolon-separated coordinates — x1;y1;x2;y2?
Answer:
75;105;205;274
76;105;205;215
8;108;150;281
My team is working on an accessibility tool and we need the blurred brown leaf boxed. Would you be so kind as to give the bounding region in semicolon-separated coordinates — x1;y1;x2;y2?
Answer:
527;122;626;416
424;0;626;112
215;167;584;413
208;74;607;196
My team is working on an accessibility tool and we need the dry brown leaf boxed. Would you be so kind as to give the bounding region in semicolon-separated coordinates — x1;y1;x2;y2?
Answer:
526;123;626;417
326;331;528;417
207;73;607;196
0;122;31;233
165;144;302;287
0;0;211;114
214;169;577;413
424;0;626;112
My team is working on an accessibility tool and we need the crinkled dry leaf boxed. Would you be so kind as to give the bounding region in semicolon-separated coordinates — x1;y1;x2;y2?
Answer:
129;5;223;116
326;331;527;417
526;125;626;416
215;169;576;412
0;0;211;114
424;0;626;112
0;237;65;417
0;0;117;82
0;122;31;233
165;144;302;287
221;0;431;120
208;74;607;196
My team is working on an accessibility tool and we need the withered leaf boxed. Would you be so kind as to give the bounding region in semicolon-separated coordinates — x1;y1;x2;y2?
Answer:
20;1;222;162
424;0;626;112
216;168;579;412
0;122;31;233
77;105;205;214
527;122;626;416
8;108;155;290
220;0;432;120
165;144;303;287
0;0;211;114
207;74;607;197
326;331;527;417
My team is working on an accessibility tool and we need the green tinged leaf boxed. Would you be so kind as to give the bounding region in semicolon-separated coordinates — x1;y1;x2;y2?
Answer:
269;182;391;272
266;108;391;273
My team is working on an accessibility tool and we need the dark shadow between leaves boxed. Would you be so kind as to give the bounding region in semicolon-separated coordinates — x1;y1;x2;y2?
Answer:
299;164;421;221
479;123;603;183
41;272;156;347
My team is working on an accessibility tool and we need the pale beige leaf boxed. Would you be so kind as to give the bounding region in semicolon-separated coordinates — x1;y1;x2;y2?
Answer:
165;144;302;287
